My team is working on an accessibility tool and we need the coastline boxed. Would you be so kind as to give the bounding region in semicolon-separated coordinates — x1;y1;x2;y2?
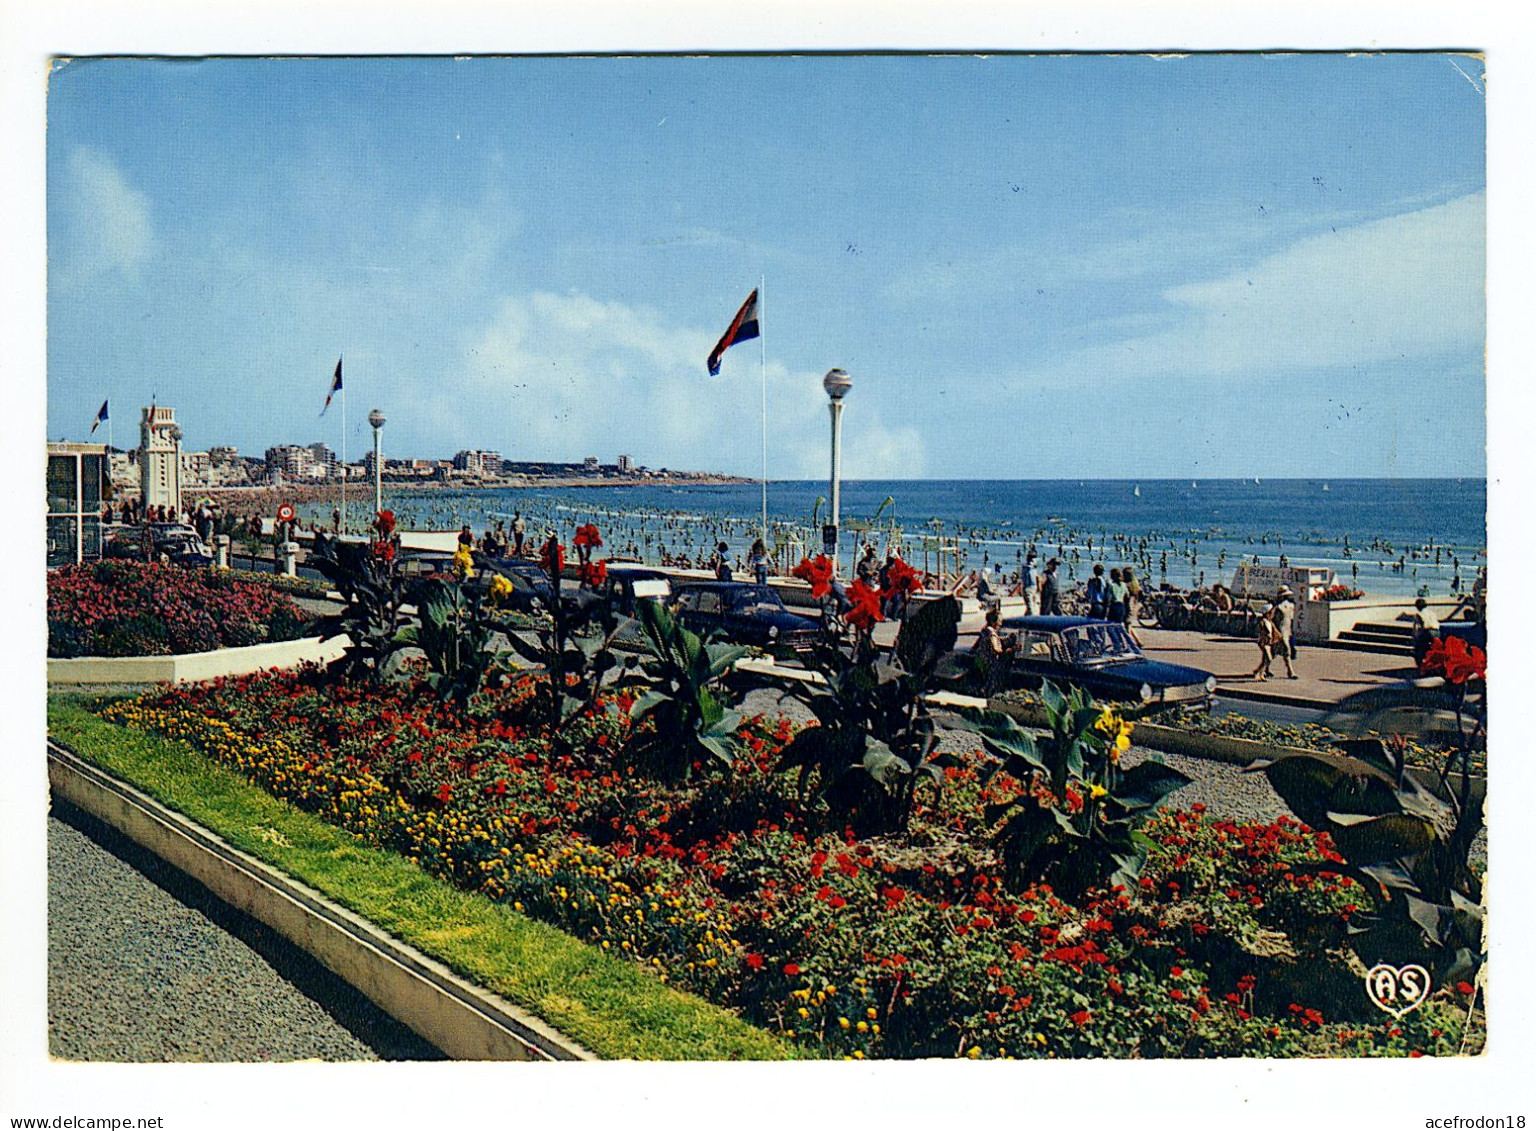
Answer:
201;475;753;512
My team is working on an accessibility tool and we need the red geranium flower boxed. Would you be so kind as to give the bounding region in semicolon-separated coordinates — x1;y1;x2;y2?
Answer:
1420;634;1487;683
845;579;884;631
578;559;608;588
573;523;603;549
1070;1010;1092;1027
374;509;396;537
745;952;764;970
783;962;801;976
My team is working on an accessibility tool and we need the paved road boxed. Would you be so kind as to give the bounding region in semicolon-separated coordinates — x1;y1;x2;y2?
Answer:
48;801;441;1062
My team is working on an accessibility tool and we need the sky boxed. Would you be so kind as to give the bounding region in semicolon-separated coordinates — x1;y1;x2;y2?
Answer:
44;53;1487;479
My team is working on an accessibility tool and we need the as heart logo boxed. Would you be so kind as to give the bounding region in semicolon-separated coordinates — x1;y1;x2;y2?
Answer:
1365;964;1432;1019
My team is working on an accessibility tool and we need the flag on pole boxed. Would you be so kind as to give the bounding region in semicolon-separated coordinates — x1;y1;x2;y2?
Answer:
706;290;760;376
89;400;109;434
322;357;343;415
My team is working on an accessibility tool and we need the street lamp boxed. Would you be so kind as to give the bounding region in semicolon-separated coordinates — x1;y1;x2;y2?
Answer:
368;408;386;518
822;368;851;573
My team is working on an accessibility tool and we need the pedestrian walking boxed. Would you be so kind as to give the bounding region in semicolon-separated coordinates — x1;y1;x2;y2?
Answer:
1020;551;1038;615
748;538;770;587
512;511;526;556
1267;586;1298;678
855;543;878;586
713;541;733;582
1107;567;1129;625
1249;607;1283;680
970;606;1016;695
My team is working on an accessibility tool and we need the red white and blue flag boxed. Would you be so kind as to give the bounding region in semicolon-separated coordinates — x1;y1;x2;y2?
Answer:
89;399;109;434
321;357;343;415
706;290;760;376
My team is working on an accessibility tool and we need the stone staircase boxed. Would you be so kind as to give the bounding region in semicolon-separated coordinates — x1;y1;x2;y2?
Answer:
1327;620;1416;657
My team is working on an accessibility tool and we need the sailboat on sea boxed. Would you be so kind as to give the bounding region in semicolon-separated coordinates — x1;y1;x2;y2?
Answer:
1323;482;1331;492
1133;484;1141;498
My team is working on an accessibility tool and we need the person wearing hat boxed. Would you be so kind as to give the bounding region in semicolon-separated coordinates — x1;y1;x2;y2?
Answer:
1267;586;1298;678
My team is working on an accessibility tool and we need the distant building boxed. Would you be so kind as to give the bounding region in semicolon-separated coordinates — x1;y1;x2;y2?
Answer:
616;454;633;474
47;442;111;567
306;443;341;480
583;456;600;473
139;405;182;513
453;450;502;477
180;450;214;490
265;444;326;482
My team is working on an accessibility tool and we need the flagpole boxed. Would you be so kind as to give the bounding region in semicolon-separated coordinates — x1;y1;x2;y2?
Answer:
341;377;347;534
759;276;768;552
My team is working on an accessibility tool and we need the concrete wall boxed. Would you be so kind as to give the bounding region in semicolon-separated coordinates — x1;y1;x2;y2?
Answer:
48;634;352;685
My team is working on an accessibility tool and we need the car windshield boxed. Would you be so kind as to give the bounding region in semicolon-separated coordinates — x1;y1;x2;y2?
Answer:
730;588;785;615
631;579;670;599
1061;623;1142;665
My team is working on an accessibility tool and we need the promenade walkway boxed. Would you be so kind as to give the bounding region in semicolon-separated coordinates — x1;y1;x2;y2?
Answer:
1136;627;1418;709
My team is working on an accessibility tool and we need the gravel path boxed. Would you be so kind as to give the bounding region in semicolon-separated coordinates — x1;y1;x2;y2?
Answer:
48;801;441;1062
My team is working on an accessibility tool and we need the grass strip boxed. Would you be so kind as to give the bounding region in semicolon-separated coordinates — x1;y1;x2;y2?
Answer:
47;696;791;1062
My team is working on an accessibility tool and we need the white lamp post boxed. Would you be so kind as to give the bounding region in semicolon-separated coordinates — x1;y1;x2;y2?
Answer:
368;408;386;518
823;368;851;573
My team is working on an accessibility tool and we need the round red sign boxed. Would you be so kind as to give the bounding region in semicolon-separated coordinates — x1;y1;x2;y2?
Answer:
276;504;296;523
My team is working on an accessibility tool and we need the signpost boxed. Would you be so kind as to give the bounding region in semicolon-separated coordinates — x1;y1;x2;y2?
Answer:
822;524;838;556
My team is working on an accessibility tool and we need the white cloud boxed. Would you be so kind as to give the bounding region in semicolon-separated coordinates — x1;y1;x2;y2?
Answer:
1023;192;1484;387
54;148;155;285
459;291;925;479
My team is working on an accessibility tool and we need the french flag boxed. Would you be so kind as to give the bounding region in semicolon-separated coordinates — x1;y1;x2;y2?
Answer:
89;399;109;434
706;290;760;376
321;357;343;415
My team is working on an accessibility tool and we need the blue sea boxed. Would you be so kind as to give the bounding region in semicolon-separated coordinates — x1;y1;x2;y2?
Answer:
304;478;1486;599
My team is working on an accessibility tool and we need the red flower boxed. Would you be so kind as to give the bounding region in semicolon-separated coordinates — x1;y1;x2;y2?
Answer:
1456;981;1476;995
1420;634;1487;683
845;579;884;631
783;963;800;977
573;523;603;549
1070;1010;1092;1027
374;510;396;536
578;559;609;588
790;555;835;600
745;953;764;970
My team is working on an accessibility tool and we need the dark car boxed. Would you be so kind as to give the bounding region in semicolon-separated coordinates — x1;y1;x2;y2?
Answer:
600;564;673;616
993;615;1218;711
397;551;557;613
671;581;820;654
103;524;214;567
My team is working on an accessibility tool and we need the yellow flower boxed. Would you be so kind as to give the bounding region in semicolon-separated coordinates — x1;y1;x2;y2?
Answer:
451;546;475;579
488;573;514;602
1089;783;1109;800
838;1017;850;1030
966;1046;981;1060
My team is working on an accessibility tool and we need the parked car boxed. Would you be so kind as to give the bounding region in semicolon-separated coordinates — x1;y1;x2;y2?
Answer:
397;551;557;614
102;524;213;567
989;615;1218;711
670;581;820;655
599;564;673;616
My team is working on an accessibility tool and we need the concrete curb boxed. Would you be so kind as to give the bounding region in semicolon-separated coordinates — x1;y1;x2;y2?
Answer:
47;741;594;1062
48;634;353;686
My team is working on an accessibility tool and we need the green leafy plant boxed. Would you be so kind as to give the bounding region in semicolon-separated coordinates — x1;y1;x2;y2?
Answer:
1245;738;1484;984
965;682;1192;899
495;539;620;731
307;533;416;685
775;596;964;833
619;598;748;783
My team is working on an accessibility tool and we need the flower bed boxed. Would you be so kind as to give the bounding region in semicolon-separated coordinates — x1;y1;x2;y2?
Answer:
48;560;314;658
96;669;1478;1059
